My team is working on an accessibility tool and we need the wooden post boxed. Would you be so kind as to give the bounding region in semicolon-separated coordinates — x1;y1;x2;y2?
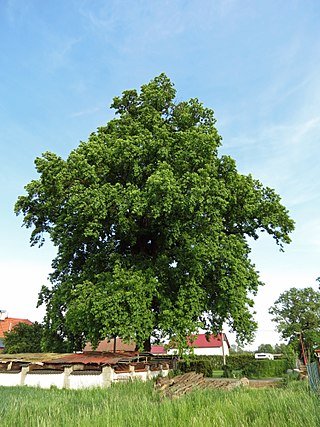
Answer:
299;333;308;365
221;332;226;366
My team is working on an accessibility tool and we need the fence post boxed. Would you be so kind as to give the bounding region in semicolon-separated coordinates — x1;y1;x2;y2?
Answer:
102;366;114;387
20;366;29;386
162;363;169;377
146;365;152;381
63;366;73;389
129;364;135;380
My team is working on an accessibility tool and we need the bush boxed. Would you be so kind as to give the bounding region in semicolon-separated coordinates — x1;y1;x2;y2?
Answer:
242;359;290;378
3;322;43;353
178;355;224;377
224;356;295;378
178;354;295;378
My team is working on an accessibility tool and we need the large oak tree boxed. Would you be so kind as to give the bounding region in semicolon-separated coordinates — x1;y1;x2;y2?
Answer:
15;74;294;351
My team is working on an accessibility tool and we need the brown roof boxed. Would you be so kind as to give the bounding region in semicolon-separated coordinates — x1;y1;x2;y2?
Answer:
83;338;136;353
44;351;138;366
0;318;33;338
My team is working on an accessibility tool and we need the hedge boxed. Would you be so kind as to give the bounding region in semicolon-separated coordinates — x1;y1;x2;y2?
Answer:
178;355;224;377
178;354;295;378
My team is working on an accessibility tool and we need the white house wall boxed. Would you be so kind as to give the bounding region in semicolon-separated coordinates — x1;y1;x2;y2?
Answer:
168;342;229;356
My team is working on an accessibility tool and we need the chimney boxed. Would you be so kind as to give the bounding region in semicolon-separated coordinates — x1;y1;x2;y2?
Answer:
0;310;7;321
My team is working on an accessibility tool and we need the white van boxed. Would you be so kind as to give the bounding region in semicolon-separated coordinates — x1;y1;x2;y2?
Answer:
254;353;274;360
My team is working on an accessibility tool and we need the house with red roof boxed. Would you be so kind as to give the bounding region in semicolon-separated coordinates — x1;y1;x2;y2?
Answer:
166;333;230;356
0;311;32;350
150;345;167;355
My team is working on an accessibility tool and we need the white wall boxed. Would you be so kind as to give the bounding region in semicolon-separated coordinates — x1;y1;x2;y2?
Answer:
194;342;229;356
24;372;65;389
69;373;102;389
0;372;21;386
0;366;169;389
168;343;229;356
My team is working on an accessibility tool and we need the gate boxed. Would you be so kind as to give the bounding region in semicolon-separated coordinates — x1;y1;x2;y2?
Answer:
307;362;320;395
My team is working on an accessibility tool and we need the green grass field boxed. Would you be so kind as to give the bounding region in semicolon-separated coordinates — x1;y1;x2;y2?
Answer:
0;381;318;427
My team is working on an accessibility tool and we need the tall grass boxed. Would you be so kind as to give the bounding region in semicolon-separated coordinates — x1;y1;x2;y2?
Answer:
0;381;318;427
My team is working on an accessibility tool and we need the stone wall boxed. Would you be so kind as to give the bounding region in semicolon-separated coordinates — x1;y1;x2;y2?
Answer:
0;364;169;389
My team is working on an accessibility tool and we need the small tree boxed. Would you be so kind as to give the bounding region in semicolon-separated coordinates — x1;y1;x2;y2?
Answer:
257;344;274;353
274;343;294;355
269;286;320;360
4;322;43;353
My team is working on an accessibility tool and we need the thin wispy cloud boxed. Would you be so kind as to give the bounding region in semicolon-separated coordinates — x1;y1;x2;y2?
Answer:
70;106;101;118
76;0;245;54
4;0;31;25
46;37;82;72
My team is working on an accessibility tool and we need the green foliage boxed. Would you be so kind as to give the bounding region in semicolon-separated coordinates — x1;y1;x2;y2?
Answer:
241;360;291;378
178;355;224;376
257;343;275;353
226;354;295;378
3;322;43;353
225;355;294;378
269;286;320;359
229;344;247;354
15;74;294;351
274;343;295;355
178;354;294;378
225;354;256;371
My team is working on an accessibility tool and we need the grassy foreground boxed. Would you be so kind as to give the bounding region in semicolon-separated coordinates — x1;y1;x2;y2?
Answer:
0;381;319;427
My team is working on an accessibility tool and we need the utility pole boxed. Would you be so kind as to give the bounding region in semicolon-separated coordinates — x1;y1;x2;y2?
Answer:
295;331;308;365
221;332;226;366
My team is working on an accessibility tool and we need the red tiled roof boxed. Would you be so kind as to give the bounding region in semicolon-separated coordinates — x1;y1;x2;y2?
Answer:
83;338;136;353
0;318;32;338
187;334;230;348
150;345;166;354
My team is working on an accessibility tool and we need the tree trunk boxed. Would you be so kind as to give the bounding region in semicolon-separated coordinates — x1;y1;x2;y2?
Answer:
143;337;151;352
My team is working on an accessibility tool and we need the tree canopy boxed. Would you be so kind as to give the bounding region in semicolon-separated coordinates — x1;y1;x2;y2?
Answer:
256;343;292;355
4;322;43;354
269;285;320;359
15;74;294;351
256;344;275;354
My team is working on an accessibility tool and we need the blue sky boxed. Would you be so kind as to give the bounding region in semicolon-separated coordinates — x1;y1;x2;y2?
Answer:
1;0;319;348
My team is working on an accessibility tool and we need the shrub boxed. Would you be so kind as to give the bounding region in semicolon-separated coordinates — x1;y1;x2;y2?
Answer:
178;354;295;378
178;355;224;377
242;359;290;378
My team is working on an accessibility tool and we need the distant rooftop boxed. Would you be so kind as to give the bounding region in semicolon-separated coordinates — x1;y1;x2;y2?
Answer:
0;317;33;338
